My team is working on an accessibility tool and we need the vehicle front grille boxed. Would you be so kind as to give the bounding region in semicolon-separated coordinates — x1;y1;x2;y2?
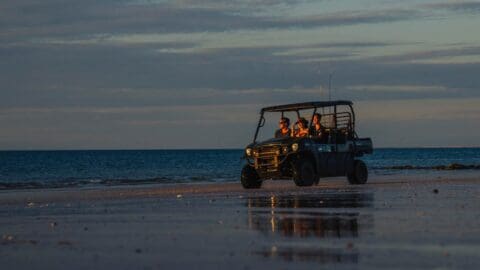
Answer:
254;145;282;172
257;145;280;157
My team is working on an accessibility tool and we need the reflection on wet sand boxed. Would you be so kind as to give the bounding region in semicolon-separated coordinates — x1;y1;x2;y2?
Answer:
247;193;373;209
249;212;360;238
246;191;374;264
255;246;358;264
246;192;373;238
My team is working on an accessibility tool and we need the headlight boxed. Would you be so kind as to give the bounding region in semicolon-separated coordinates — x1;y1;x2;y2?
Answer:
282;146;289;154
245;148;252;156
291;143;299;152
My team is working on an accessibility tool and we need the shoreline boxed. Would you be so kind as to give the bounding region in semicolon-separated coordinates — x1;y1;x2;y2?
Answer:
1;172;479;205
2;163;480;192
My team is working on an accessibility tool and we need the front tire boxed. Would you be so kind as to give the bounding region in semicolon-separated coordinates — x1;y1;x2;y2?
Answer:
241;165;262;189
293;157;316;187
347;160;368;185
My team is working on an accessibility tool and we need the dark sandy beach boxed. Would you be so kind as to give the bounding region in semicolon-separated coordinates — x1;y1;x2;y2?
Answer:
1;174;480;269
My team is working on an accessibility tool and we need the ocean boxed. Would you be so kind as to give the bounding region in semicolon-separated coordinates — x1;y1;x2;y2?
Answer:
1;148;480;190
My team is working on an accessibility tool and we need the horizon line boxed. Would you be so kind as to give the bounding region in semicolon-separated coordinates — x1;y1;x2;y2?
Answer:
2;146;480;151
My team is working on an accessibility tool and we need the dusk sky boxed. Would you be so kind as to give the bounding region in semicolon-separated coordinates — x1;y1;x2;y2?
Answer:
2;0;480;149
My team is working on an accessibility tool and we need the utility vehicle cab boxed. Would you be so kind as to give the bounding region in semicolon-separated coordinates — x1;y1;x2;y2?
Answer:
241;100;373;189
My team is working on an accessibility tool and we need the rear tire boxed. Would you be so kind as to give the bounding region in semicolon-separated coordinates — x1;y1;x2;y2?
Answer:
241;165;262;189
293;157;316;187
347;160;368;185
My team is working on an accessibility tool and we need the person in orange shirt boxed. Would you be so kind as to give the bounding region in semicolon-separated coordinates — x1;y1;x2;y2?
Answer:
295;118;309;137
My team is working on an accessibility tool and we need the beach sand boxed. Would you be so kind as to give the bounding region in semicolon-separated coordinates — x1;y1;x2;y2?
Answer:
1;173;480;269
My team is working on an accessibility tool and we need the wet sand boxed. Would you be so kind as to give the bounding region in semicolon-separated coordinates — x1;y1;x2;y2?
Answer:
1;174;480;269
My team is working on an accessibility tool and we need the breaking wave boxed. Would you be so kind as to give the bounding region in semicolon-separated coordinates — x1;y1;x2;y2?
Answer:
0;176;237;190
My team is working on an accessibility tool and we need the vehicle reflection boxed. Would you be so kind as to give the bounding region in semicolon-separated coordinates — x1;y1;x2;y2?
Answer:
247;193;373;209
248;211;360;238
246;192;373;238
245;192;374;264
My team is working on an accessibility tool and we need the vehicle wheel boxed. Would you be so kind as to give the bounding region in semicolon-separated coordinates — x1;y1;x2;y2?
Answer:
241;165;262;189
347;160;368;185
293;157;316;187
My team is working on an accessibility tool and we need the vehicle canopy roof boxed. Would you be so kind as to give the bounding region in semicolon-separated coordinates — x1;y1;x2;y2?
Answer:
261;100;353;113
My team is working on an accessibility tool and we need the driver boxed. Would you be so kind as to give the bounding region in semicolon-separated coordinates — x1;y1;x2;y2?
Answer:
275;117;291;138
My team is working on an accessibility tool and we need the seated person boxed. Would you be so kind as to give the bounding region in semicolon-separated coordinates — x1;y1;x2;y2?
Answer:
336;128;349;143
294;117;309;137
274;117;291;138
310;113;326;138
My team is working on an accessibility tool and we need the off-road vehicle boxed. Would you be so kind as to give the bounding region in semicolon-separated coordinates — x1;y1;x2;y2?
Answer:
241;100;373;189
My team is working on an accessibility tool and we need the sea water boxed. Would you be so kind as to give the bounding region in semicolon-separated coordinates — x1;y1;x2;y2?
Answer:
1;148;480;189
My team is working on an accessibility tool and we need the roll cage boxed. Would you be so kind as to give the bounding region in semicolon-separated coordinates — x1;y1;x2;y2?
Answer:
253;100;356;143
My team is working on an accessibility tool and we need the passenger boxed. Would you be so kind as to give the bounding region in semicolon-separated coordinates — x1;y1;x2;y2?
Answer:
274;117;291;138
295;117;309;137
310;113;325;138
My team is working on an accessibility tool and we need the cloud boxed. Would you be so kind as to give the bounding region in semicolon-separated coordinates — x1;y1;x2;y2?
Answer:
357;98;480;121
2;40;480;111
3;1;478;45
370;46;480;64
1;1;424;44
345;84;449;93
424;1;480;14
259;8;419;28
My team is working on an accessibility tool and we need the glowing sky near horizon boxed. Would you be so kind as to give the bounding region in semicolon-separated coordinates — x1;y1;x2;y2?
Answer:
1;0;480;149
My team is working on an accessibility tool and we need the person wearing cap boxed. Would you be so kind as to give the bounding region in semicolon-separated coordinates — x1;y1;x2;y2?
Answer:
295;117;309;137
274;117;292;138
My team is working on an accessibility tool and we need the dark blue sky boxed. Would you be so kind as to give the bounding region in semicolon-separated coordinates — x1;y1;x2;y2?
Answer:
1;0;480;149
